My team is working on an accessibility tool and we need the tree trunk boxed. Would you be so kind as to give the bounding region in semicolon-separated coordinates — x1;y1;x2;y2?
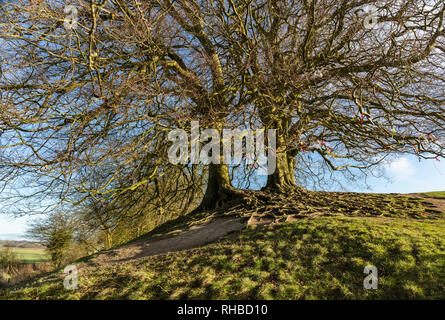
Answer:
264;150;297;191
200;163;239;210
104;231;112;249
198;121;242;211
261;116;298;192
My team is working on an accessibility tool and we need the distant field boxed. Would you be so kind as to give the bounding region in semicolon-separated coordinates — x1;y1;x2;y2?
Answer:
4;247;49;263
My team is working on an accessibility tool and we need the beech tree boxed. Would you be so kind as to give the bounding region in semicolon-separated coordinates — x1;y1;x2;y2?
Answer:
0;0;444;213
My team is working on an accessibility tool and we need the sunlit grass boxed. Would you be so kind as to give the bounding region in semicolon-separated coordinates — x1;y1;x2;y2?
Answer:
422;191;445;199
2;216;444;300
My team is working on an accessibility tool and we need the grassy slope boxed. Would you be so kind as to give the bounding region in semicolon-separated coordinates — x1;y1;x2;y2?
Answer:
422;191;445;199
6;248;49;263
1;216;444;300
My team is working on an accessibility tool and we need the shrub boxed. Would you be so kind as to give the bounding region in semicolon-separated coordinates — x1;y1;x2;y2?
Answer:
0;247;20;274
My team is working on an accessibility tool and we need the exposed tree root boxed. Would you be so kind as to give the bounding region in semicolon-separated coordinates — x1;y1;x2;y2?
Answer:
217;188;445;225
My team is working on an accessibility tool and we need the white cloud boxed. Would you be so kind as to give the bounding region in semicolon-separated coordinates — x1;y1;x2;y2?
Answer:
385;157;416;179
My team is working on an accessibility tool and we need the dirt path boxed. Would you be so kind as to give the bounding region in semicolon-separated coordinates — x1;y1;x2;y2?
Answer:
93;217;246;265
406;193;445;214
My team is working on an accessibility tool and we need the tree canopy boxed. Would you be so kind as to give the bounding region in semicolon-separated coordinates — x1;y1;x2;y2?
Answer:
0;0;444;215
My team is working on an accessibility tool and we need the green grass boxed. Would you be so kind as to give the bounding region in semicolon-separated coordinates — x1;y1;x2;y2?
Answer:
422;191;445;199
5;247;49;263
1;216;444;300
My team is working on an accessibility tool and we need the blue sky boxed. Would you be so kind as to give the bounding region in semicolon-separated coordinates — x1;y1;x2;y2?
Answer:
0;215;38;241
367;155;445;193
1;154;444;241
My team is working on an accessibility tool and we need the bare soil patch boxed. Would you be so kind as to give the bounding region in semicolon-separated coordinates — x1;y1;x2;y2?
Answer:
406;193;445;215
93;217;246;265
